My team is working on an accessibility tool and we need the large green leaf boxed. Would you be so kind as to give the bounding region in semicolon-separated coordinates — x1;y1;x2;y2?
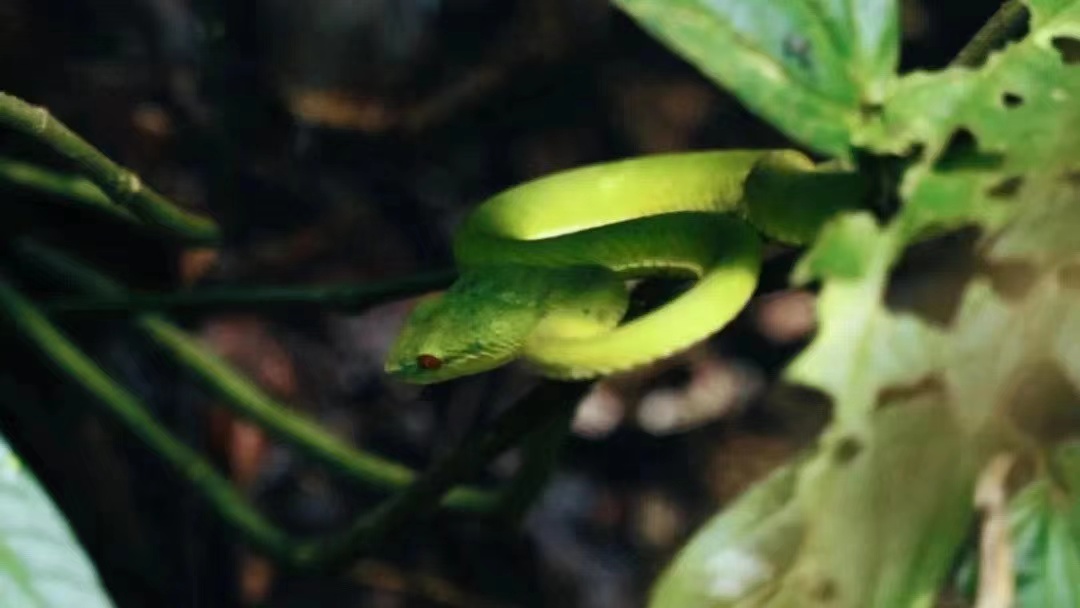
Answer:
766;397;981;608
650;395;981;608
614;0;899;157
0;427;115;608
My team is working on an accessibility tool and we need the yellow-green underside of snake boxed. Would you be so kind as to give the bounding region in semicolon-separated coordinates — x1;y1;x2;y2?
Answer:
385;149;866;384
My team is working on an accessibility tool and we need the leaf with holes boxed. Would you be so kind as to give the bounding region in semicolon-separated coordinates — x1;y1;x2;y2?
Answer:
785;213;944;424
770;234;1080;606
0;428;115;608
613;0;899;158
856;0;1080;251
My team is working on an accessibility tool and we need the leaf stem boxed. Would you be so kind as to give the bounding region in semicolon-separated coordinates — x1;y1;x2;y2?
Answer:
951;0;1029;68
0;91;220;244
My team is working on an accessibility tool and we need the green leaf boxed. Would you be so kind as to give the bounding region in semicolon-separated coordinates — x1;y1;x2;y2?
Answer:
0;427;115;608
613;0;899;157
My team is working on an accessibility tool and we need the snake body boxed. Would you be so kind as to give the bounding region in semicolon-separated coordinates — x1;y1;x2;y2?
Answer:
385;149;862;384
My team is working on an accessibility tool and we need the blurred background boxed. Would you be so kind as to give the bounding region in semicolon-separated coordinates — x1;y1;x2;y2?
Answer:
0;1;1002;606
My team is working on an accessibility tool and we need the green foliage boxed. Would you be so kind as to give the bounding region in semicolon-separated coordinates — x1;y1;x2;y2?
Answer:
618;0;1080;606
1;0;1079;604
1007;471;1080;607
860;0;1080;247
0;428;115;607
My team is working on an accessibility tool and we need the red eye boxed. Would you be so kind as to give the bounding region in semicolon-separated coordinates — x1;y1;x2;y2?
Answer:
417;354;443;370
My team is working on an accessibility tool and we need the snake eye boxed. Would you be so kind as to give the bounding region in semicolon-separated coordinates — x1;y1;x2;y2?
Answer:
416;354;443;370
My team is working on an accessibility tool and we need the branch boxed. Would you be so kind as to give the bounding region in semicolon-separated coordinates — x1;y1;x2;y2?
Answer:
0;272;584;568
951;0;1029;68
12;239;489;512
0;91;220;244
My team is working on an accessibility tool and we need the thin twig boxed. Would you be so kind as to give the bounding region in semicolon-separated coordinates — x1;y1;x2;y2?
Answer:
0;273;583;568
0;156;140;224
951;1;1029;68
0;91;220;243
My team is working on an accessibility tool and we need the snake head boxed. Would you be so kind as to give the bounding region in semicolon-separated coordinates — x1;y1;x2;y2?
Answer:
384;270;545;384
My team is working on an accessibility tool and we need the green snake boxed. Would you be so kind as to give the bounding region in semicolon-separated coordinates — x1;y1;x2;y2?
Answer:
385;149;864;384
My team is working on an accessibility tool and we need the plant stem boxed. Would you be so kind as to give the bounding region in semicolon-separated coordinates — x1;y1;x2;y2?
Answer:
43;271;457;317
0;91;220;244
12;239;491;512
951;0;1029;68
0;273;583;568
0;157;140;224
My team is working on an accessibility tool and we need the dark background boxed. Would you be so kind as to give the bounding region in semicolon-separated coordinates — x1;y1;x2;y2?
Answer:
0;1;1001;606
